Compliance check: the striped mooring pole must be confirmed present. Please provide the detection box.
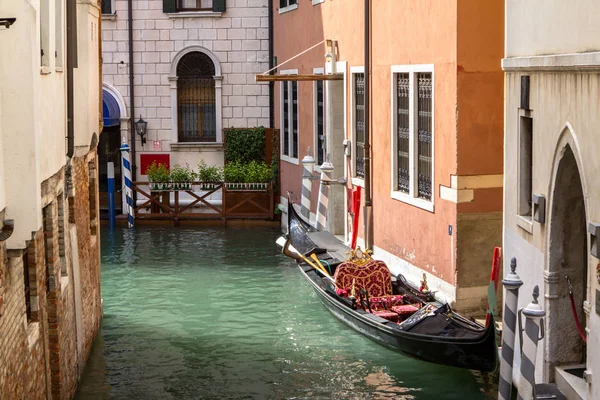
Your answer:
[301,147,315,221]
[316,158,334,231]
[517,285,546,400]
[498,257,523,400]
[120,143,135,228]
[107,161,116,231]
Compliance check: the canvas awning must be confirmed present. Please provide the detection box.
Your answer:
[102,89,120,127]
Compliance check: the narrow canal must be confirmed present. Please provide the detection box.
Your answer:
[76,226,498,400]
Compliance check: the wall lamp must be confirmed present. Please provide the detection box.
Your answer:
[135,115,148,145]
[0,18,16,29]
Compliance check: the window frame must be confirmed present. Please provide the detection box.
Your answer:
[279,0,298,14]
[280,69,299,165]
[177,0,212,12]
[169,46,223,147]
[313,67,325,169]
[390,64,435,212]
[350,66,365,187]
[101,0,115,15]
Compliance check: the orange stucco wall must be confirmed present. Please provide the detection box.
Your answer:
[274,0,504,288]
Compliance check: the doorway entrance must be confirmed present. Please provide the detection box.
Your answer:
[546,144,588,380]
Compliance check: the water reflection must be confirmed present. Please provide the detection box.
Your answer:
[76,226,497,399]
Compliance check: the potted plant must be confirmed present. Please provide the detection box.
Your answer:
[170,163,195,190]
[146,161,170,190]
[197,160,223,190]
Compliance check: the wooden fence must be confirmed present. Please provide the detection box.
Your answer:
[130,181,275,224]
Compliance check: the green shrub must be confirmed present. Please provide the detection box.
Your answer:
[146,161,170,183]
[169,163,195,183]
[224,161,272,183]
[224,127,266,164]
[197,160,224,182]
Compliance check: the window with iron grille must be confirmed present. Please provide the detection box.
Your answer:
[315,78,325,165]
[280,71,299,162]
[176,52,217,143]
[353,71,365,179]
[178,0,212,11]
[391,66,434,210]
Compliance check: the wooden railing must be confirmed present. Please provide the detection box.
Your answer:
[130,181,275,223]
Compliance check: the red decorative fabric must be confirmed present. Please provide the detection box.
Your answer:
[391,304,420,315]
[368,295,405,311]
[333,260,394,298]
[373,310,399,322]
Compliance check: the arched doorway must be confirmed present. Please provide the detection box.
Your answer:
[546,144,588,380]
[99,87,125,214]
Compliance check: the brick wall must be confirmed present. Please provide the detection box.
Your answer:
[0,147,102,399]
[102,0,270,147]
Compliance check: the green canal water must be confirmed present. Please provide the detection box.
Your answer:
[76,226,498,400]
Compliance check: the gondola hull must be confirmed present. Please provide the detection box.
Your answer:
[299,265,498,372]
[281,202,498,372]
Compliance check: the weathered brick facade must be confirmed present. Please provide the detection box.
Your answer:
[0,149,102,399]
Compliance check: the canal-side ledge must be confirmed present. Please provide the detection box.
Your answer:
[102,217,281,228]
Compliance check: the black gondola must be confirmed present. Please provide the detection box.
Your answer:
[277,201,498,372]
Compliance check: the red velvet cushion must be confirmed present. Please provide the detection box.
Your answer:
[373,310,399,322]
[333,260,394,298]
[391,304,420,315]
[368,295,405,311]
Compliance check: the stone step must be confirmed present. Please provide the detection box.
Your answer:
[535,383,566,400]
[555,364,587,400]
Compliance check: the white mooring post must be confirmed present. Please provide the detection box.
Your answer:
[301,147,315,221]
[316,157,334,231]
[517,285,546,400]
[120,143,135,228]
[499,257,524,400]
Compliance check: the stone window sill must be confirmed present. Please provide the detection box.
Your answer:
[517,215,533,234]
[40,66,52,75]
[167,11,222,19]
[55,66,64,73]
[351,177,364,188]
[281,155,299,165]
[390,190,434,212]
[170,142,223,152]
[101,14,117,21]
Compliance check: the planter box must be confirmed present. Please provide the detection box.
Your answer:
[224,182,274,219]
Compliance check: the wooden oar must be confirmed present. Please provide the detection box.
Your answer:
[277,235,335,283]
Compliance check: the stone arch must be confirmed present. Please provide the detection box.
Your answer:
[168,46,223,143]
[170,45,222,78]
[544,123,589,381]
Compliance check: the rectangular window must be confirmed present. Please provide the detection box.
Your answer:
[352,70,365,179]
[391,65,434,211]
[101,0,112,14]
[178,0,212,11]
[177,78,217,142]
[55,0,63,67]
[280,0,298,8]
[280,70,299,164]
[519,116,533,217]
[315,78,325,165]
[23,253,32,323]
[40,0,50,67]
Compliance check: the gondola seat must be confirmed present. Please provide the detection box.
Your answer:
[334,259,405,311]
[391,304,420,321]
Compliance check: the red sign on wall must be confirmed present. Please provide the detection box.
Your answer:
[140,154,170,175]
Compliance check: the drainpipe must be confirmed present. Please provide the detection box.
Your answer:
[268,0,274,129]
[363,0,373,250]
[127,0,136,183]
[66,0,76,158]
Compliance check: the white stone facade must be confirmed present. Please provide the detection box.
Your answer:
[101,0,270,170]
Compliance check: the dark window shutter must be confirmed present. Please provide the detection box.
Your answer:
[163,0,177,13]
[213,0,226,12]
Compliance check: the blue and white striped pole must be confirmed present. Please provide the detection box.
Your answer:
[517,285,545,400]
[316,157,334,231]
[498,257,523,400]
[120,144,135,228]
[301,147,315,221]
[107,161,116,231]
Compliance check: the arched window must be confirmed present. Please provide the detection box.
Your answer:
[176,52,216,142]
